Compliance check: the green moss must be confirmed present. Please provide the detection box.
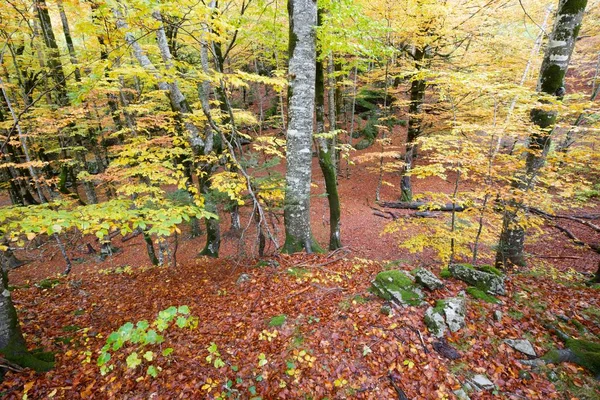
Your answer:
[286,267,309,278]
[281,234,323,255]
[268,314,287,327]
[466,287,500,304]
[477,265,503,277]
[371,270,422,305]
[440,268,451,279]
[560,0,588,15]
[566,339,600,376]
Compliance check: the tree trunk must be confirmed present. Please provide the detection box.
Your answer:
[496,0,588,268]
[400,47,426,202]
[315,18,342,250]
[0,269,54,371]
[35,0,69,106]
[282,0,320,254]
[56,0,81,82]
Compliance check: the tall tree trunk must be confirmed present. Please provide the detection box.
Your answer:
[282,0,320,254]
[56,0,81,82]
[35,0,69,106]
[400,47,426,202]
[315,18,342,250]
[495,0,588,268]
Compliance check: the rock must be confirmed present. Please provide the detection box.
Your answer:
[470,374,494,391]
[505,339,537,357]
[414,268,444,290]
[424,306,446,338]
[371,270,424,306]
[380,304,393,316]
[449,264,506,295]
[518,369,533,380]
[424,297,467,337]
[355,138,373,150]
[494,310,503,321]
[236,273,251,285]
[546,370,559,382]
[432,338,461,360]
[453,389,471,400]
[443,297,466,332]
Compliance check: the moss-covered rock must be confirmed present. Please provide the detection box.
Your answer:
[424,301,446,338]
[370,270,424,306]
[449,264,505,295]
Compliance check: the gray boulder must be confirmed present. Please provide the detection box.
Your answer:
[236,273,251,285]
[449,264,505,295]
[423,297,466,337]
[504,339,536,357]
[443,297,466,332]
[470,374,494,391]
[371,270,424,306]
[453,389,471,400]
[424,306,446,338]
[414,268,444,290]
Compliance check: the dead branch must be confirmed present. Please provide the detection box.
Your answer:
[381,201,467,212]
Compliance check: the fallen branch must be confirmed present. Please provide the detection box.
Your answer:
[381,201,467,212]
[388,372,409,400]
[373,211,391,219]
[554,224,586,246]
[532,255,583,260]
[531,207,600,232]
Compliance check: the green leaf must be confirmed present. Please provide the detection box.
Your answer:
[147,365,158,378]
[176,316,187,328]
[214,358,225,368]
[162,347,174,357]
[143,351,154,361]
[268,314,286,327]
[97,352,111,366]
[177,305,190,315]
[136,320,149,330]
[249,386,257,395]
[126,352,142,369]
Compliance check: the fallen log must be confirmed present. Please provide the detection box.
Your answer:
[531,207,600,232]
[380,201,467,212]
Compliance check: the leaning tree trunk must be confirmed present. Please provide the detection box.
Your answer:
[314,17,342,250]
[400,47,426,202]
[495,0,588,268]
[282,0,321,254]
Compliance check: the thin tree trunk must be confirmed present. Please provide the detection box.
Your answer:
[282,0,320,254]
[496,0,588,268]
[56,0,81,82]
[315,17,342,250]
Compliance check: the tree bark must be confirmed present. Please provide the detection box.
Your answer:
[400,47,426,202]
[35,0,69,106]
[314,13,342,250]
[496,0,588,268]
[282,0,320,254]
[56,0,81,82]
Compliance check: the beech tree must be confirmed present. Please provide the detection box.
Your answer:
[282,0,320,253]
[495,0,589,268]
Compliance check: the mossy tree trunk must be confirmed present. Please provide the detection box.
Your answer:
[496,0,588,268]
[282,0,321,254]
[314,15,342,250]
[0,269,53,372]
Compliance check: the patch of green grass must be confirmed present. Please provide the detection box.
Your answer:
[73,309,86,316]
[508,309,525,320]
[35,278,61,289]
[62,325,81,332]
[268,314,287,327]
[286,267,309,278]
[466,287,500,304]
[449,361,469,375]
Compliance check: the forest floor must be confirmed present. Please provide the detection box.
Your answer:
[1,133,600,399]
